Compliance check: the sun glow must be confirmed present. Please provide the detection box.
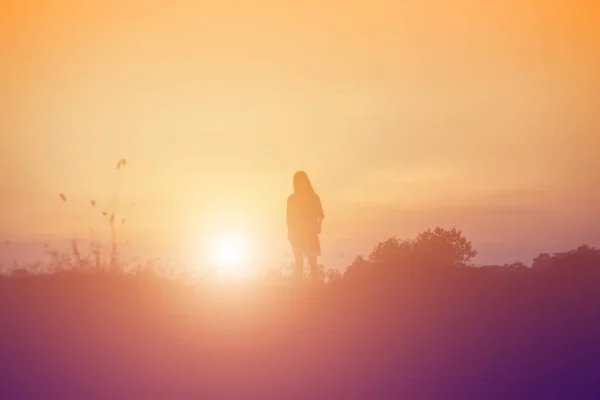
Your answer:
[207,233,249,278]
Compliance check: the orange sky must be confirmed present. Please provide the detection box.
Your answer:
[1,0,599,267]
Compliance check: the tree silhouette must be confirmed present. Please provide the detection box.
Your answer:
[412,227,476,268]
[365,227,476,271]
[368,237,413,268]
[532,252,552,269]
[533,245,600,271]
[343,255,371,280]
[506,261,528,269]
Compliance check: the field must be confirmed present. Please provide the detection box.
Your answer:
[2,267,599,399]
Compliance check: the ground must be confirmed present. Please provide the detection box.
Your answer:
[1,269,599,399]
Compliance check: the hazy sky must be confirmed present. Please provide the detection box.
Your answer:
[1,0,599,267]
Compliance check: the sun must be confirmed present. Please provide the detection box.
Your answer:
[207,233,248,278]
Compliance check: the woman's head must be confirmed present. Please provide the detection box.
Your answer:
[293,171,315,195]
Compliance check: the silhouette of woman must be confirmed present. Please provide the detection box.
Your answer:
[287,171,325,282]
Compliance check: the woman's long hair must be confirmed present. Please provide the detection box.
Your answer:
[293,171,316,196]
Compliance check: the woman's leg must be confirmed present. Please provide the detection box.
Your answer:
[294,250,304,280]
[308,255,319,283]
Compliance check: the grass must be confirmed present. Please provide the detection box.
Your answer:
[1,265,600,398]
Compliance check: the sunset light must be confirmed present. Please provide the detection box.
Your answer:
[207,233,249,278]
[2,0,599,397]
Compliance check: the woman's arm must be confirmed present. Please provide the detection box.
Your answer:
[316,196,325,223]
[315,196,324,234]
[286,196,292,226]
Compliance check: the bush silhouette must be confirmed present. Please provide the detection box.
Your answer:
[532,245,600,271]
